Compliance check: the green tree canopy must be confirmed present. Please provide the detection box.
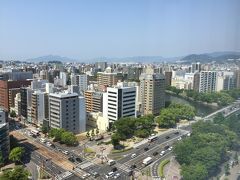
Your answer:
[0,165,29,180]
[9,147,25,163]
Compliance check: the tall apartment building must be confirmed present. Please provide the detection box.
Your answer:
[140,73,165,115]
[31,91,48,126]
[103,85,136,122]
[71,74,88,93]
[77,74,88,93]
[0,109,10,161]
[199,71,217,93]
[97,67,122,91]
[84,90,103,113]
[14,93,21,116]
[0,80,31,111]
[49,92,86,133]
[95,62,107,72]
[164,71,172,87]
[191,62,201,73]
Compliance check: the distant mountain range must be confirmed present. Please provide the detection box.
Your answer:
[27,51,240,63]
[180,51,240,63]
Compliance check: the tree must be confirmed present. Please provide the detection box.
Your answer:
[224,163,230,175]
[9,147,25,163]
[111,133,121,147]
[0,165,29,180]
[41,124,49,135]
[86,131,90,139]
[181,163,208,180]
[10,110,16,118]
[156,103,196,128]
[61,131,77,146]
[90,129,95,137]
[96,128,99,136]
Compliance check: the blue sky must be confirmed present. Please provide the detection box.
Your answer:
[0,0,240,60]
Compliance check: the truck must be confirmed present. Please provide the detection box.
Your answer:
[142,157,153,166]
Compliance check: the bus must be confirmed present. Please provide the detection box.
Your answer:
[142,157,153,166]
[148,135,158,142]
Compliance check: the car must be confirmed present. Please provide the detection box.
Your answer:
[174,131,180,135]
[112,167,117,172]
[130,164,136,169]
[62,150,69,155]
[82,173,90,179]
[131,153,137,158]
[187,133,191,137]
[144,147,149,151]
[177,137,182,141]
[92,172,99,177]
[164,145,170,150]
[75,157,82,163]
[165,136,170,139]
[40,138,46,143]
[106,172,114,179]
[68,157,75,162]
[114,173,120,179]
[160,150,165,156]
[168,146,173,151]
[153,152,158,156]
[46,142,52,147]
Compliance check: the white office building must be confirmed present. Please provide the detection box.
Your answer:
[103,84,136,122]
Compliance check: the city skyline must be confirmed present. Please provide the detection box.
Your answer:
[0,0,240,60]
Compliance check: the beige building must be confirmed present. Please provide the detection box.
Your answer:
[87,112,109,132]
[84,90,103,113]
[97,67,122,91]
[140,73,165,115]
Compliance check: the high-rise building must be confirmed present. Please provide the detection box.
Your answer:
[49,92,86,133]
[140,73,165,115]
[84,90,103,113]
[191,62,201,73]
[31,91,48,126]
[164,71,172,87]
[59,72,67,87]
[0,108,10,161]
[199,71,217,93]
[0,80,31,111]
[103,85,136,122]
[77,74,88,93]
[95,62,107,72]
[97,67,123,91]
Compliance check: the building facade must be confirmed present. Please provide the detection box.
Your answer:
[140,73,165,115]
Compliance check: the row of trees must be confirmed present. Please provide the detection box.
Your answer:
[167,86,240,106]
[156,103,196,128]
[49,128,78,146]
[111,115,154,147]
[185,90,234,106]
[174,120,240,180]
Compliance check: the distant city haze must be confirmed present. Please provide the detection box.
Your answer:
[0,0,240,60]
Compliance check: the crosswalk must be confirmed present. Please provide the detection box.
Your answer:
[77,160,94,169]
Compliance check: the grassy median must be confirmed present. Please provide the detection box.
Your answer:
[158,159,170,178]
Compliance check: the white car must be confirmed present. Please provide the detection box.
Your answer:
[46,142,52,147]
[168,146,173,151]
[106,172,114,179]
[187,133,191,137]
[177,137,182,141]
[40,138,46,143]
[160,150,165,156]
[62,150,69,155]
[131,153,137,158]
[114,173,120,179]
[82,173,90,179]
